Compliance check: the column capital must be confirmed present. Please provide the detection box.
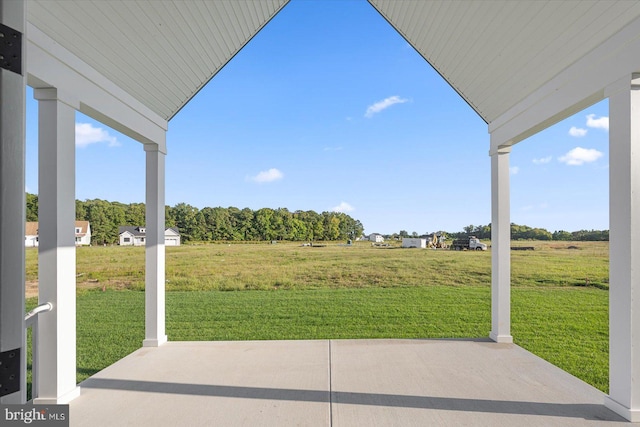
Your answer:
[143,142,167,155]
[33,88,79,109]
[489,146,512,156]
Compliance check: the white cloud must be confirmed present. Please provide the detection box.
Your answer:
[75,123,120,148]
[509,166,520,175]
[532,156,552,165]
[332,202,354,213]
[586,114,609,131]
[558,147,603,166]
[247,168,284,183]
[569,126,587,137]
[364,96,408,118]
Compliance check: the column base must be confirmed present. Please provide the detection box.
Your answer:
[604,396,640,422]
[489,332,513,343]
[143,335,168,347]
[33,386,81,405]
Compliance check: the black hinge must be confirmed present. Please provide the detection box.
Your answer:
[0,348,21,397]
[0,23,22,75]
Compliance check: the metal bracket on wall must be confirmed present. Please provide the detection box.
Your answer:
[0,348,21,397]
[0,23,22,75]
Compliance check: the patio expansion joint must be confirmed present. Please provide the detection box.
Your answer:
[329,339,333,427]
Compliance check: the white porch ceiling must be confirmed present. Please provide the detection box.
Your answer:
[370,0,640,124]
[27,0,288,121]
[26,0,640,130]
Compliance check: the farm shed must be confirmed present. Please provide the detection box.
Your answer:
[1,0,640,422]
[401,238,426,249]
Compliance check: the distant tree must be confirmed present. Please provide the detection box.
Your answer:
[26,193,38,221]
[571,229,609,241]
[529,228,552,240]
[83,199,117,244]
[312,219,324,241]
[287,217,308,241]
[552,230,572,240]
[232,207,255,240]
[202,207,233,241]
[399,230,409,238]
[171,203,204,242]
[273,208,289,240]
[125,203,146,226]
[75,199,86,222]
[323,212,341,240]
[165,206,177,228]
[254,208,275,241]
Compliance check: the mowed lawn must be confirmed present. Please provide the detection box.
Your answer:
[26,241,610,393]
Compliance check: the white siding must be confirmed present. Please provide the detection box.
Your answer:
[119,232,135,246]
[25,235,39,247]
[369,234,384,243]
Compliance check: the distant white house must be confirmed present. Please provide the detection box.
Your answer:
[402,237,427,249]
[74,221,92,245]
[25,221,91,247]
[164,228,181,246]
[369,233,384,243]
[119,226,181,246]
[25,222,38,247]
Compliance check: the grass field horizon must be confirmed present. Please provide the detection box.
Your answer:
[25,240,610,395]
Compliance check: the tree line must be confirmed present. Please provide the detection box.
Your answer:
[384,223,609,241]
[26,193,364,245]
[458,223,608,241]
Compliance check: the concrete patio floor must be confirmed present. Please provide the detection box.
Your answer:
[70,339,632,426]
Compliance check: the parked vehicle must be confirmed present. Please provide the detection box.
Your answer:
[451,236,487,251]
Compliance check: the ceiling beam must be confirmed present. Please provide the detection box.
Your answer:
[27,24,167,151]
[489,15,640,153]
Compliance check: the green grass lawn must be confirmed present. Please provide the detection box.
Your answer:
[25,240,610,395]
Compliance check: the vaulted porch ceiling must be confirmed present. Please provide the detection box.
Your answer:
[26,0,640,135]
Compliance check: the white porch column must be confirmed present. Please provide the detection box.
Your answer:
[605,74,640,422]
[489,145,513,343]
[33,88,80,404]
[0,0,26,404]
[143,143,167,347]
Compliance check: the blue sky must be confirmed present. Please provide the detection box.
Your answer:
[25,0,610,235]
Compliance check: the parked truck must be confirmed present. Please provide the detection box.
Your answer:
[451,236,487,251]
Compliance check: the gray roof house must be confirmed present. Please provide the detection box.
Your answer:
[118,226,181,246]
